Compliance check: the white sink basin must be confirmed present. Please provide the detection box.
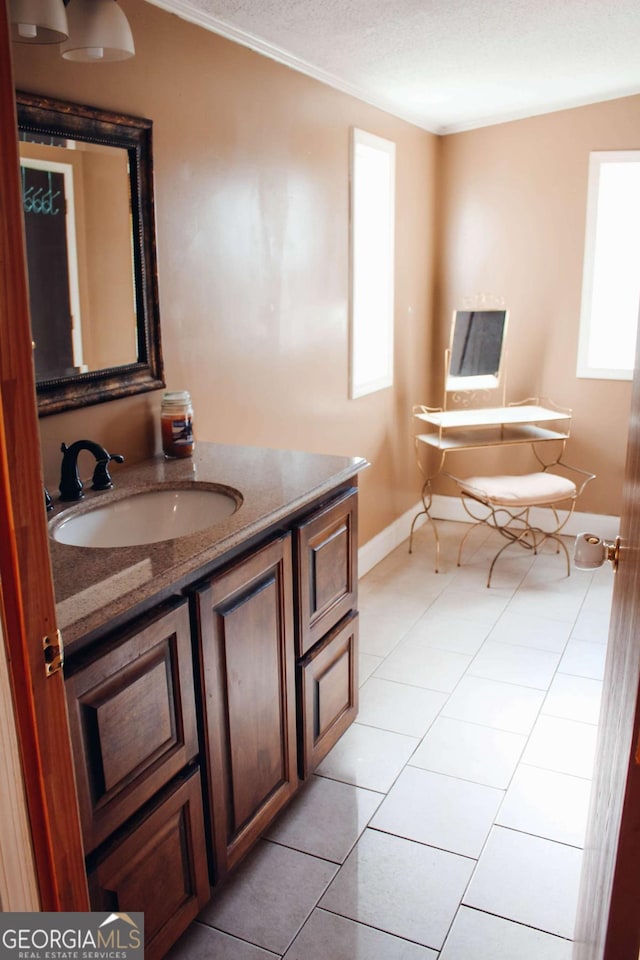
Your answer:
[51,487,241,548]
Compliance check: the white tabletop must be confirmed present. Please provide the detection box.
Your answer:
[415,404,570,429]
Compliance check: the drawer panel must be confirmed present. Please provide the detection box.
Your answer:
[98,658,174,793]
[298,612,359,778]
[88,769,210,960]
[65,599,198,852]
[295,488,358,656]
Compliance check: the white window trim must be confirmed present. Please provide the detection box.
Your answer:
[349,128,396,399]
[577,150,640,381]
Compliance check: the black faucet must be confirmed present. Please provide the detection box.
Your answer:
[59,440,125,502]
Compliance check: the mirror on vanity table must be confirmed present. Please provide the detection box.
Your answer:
[445,307,509,396]
[16,91,165,416]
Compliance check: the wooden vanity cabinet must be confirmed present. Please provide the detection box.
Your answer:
[88,768,209,960]
[294,487,358,657]
[193,533,298,882]
[297,611,359,778]
[294,488,359,777]
[65,598,200,852]
[63,480,360,954]
[65,598,210,954]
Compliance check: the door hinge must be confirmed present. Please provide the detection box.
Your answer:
[43,630,64,677]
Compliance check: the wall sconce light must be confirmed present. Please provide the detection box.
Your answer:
[10,0,135,61]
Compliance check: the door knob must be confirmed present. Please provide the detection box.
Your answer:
[574,533,620,572]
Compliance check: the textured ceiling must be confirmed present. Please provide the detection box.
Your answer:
[148,0,640,133]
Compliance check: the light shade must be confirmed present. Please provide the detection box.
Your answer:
[61,0,135,61]
[9,0,69,43]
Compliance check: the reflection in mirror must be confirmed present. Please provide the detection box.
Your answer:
[16,92,164,415]
[20,139,136,380]
[446,308,508,392]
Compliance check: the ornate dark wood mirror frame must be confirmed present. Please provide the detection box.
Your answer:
[16,91,164,416]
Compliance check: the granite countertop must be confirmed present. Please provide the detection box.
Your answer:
[48,441,368,647]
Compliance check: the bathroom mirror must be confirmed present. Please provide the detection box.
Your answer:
[446,308,509,391]
[16,91,164,416]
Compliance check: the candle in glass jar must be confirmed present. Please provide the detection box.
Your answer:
[161,390,194,458]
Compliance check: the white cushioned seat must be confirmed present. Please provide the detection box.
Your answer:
[458,472,577,507]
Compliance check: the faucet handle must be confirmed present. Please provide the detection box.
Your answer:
[91,453,124,491]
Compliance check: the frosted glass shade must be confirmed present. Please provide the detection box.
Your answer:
[61,0,135,61]
[10,0,69,43]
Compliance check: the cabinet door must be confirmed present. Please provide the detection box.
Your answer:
[194,535,298,880]
[65,599,198,852]
[295,488,358,656]
[88,768,210,960]
[298,612,359,778]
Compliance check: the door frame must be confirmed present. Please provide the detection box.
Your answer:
[20,155,85,373]
[0,0,88,911]
[0,610,39,910]
[573,330,640,958]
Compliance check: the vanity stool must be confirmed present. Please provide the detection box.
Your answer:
[451,464,596,587]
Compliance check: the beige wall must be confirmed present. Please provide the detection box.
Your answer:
[13,0,436,546]
[437,99,638,515]
[13,2,637,540]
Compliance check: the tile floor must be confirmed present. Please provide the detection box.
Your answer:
[168,519,614,960]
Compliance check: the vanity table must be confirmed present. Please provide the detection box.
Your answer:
[413,400,572,454]
[410,398,573,570]
[410,307,579,572]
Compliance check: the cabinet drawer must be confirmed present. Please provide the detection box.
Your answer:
[65,599,198,852]
[295,488,358,656]
[88,768,210,960]
[298,612,359,778]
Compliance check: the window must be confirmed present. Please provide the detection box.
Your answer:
[577,151,640,380]
[350,128,395,398]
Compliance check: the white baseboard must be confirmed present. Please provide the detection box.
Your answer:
[358,494,620,578]
[358,502,425,577]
